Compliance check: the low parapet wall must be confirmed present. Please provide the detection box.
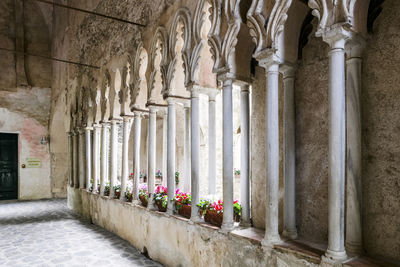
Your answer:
[68,187,323,267]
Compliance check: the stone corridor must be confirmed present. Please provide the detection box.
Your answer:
[0,200,162,267]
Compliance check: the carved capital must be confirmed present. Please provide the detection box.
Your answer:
[255,49,282,70]
[345,34,366,58]
[247,0,292,54]
[321,25,353,49]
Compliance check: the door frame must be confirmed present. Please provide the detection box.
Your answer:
[0,131,20,200]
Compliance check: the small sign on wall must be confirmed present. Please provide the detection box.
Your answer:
[26,158,41,168]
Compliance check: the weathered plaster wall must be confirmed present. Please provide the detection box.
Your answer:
[294,20,330,244]
[0,106,51,200]
[69,188,324,267]
[362,0,400,262]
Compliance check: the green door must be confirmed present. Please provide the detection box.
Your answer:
[0,133,18,200]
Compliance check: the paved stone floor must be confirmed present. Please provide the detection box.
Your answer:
[0,199,163,267]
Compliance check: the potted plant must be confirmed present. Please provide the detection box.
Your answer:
[154,185,168,212]
[204,200,224,227]
[104,182,110,196]
[197,200,242,227]
[175,189,191,219]
[113,185,121,199]
[197,198,211,217]
[138,184,148,207]
[234,168,241,179]
[175,171,180,185]
[140,171,147,183]
[125,189,133,202]
[155,170,163,185]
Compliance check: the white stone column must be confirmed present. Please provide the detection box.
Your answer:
[258,52,281,245]
[92,125,101,193]
[100,122,109,195]
[240,84,251,227]
[208,92,217,195]
[162,113,168,186]
[72,131,79,188]
[183,103,191,192]
[221,79,234,232]
[345,38,364,256]
[281,64,298,239]
[167,99,176,214]
[132,112,142,201]
[323,28,349,261]
[190,89,200,222]
[121,116,132,200]
[67,132,73,187]
[79,129,86,189]
[109,120,119,198]
[147,107,157,209]
[85,127,92,191]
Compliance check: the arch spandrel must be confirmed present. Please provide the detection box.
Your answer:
[100,70,111,122]
[132,42,149,110]
[167,7,192,96]
[191,0,217,88]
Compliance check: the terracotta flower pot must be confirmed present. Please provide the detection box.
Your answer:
[139,195,148,207]
[156,200,167,212]
[177,203,191,219]
[114,191,121,199]
[128,195,133,202]
[204,210,223,227]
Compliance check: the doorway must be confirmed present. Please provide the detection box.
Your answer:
[0,133,18,200]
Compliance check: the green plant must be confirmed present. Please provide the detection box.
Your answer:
[234,168,241,176]
[155,170,162,178]
[113,185,121,193]
[196,198,211,216]
[233,200,242,217]
[175,171,180,184]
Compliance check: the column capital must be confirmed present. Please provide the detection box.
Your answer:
[345,34,366,59]
[149,106,158,114]
[321,25,353,50]
[255,49,282,70]
[122,116,132,123]
[280,62,297,79]
[92,123,102,129]
[109,118,122,125]
[85,126,93,131]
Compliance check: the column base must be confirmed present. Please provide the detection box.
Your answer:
[282,229,298,240]
[220,222,234,233]
[261,235,282,248]
[345,241,363,256]
[189,214,201,224]
[325,249,347,262]
[239,220,251,228]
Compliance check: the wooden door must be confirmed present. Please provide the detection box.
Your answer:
[0,133,18,200]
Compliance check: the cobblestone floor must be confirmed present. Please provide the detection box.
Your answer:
[0,199,163,267]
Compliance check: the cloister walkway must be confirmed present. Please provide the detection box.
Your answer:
[0,199,162,267]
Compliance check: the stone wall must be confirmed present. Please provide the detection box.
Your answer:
[294,19,330,244]
[362,0,400,262]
